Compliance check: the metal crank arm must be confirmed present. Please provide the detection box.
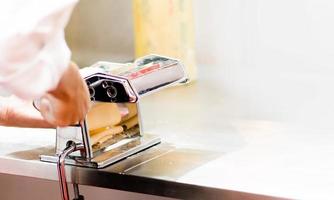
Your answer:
[57,141,85,200]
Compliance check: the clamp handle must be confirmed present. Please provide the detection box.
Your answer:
[57,141,85,200]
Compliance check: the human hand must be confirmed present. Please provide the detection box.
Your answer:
[38,62,90,127]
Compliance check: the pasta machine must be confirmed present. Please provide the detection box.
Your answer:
[38,55,187,200]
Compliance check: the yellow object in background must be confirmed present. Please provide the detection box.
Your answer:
[133,0,197,81]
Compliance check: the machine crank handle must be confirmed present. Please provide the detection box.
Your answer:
[57,141,85,200]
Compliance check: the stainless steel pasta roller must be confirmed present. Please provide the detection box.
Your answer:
[40,54,187,168]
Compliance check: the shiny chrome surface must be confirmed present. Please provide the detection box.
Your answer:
[41,134,160,168]
[84,54,187,100]
[42,55,185,169]
[130,55,187,97]
[55,124,89,157]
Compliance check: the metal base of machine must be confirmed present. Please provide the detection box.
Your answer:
[40,134,160,168]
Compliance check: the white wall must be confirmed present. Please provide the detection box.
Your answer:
[194,0,334,129]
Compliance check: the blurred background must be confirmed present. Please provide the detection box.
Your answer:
[66,0,334,129]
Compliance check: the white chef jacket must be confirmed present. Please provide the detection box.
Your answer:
[0,0,78,100]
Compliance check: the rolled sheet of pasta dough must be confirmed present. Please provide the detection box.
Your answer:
[121,116,138,130]
[90,125,124,146]
[87,103,122,132]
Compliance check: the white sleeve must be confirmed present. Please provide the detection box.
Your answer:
[0,0,78,100]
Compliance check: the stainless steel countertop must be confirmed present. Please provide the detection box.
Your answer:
[1,68,333,199]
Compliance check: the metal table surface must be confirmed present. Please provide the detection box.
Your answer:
[0,69,333,200]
